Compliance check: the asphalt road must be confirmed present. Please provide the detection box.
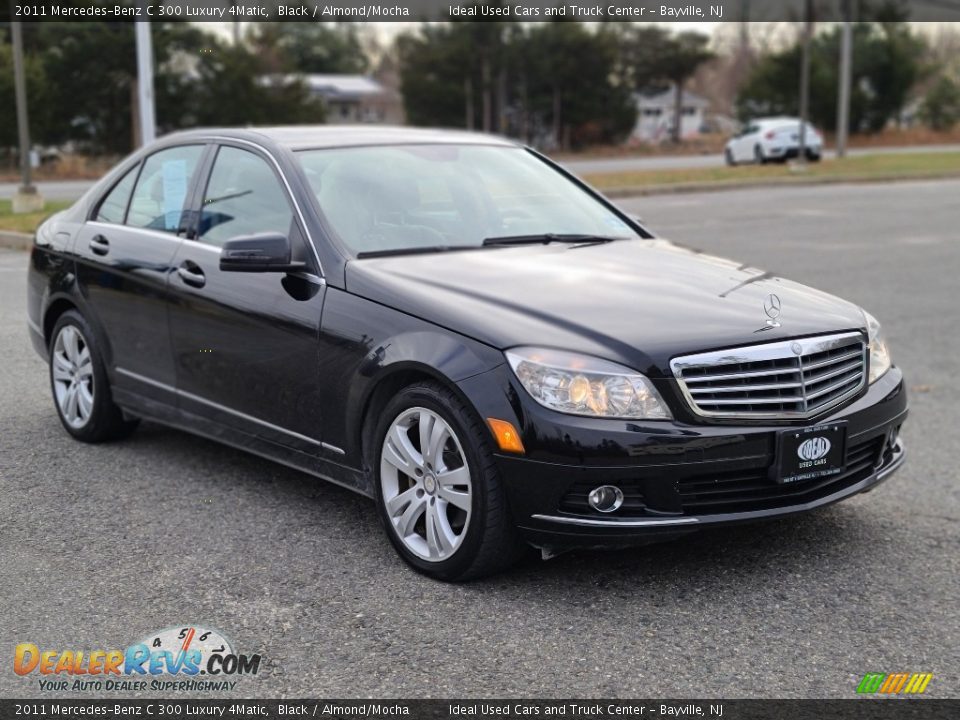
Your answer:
[4,143,960,202]
[1,179,957,700]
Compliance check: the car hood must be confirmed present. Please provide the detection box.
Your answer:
[345,239,867,377]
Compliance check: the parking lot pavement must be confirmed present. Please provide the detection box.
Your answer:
[1,179,957,699]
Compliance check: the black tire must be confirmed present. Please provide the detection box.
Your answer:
[371,381,524,581]
[724,148,736,167]
[48,310,139,443]
[754,144,767,165]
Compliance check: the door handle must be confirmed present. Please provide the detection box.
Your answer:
[176,262,206,288]
[89,235,110,256]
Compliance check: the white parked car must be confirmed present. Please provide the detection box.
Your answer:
[725,117,823,165]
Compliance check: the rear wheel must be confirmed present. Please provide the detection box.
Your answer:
[754,144,767,164]
[724,148,736,167]
[373,381,523,581]
[49,310,138,442]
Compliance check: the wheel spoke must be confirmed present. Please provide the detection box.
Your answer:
[438,483,471,512]
[424,418,449,471]
[396,494,427,537]
[384,424,423,476]
[418,411,437,466]
[77,384,94,420]
[62,327,80,364]
[426,503,456,558]
[64,385,79,423]
[52,354,73,382]
[385,485,420,518]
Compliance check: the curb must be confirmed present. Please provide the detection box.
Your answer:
[599,171,960,199]
[0,230,32,250]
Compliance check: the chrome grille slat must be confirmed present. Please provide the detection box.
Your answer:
[671,332,867,420]
[804,359,863,386]
[689,380,803,394]
[803,349,863,371]
[805,374,862,402]
[682,366,801,383]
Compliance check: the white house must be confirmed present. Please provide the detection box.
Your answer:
[301,74,404,125]
[631,87,710,143]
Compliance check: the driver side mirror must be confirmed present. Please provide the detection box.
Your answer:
[219,233,306,273]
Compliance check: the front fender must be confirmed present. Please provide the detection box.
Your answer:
[319,288,503,469]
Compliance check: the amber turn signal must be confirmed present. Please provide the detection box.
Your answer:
[487,418,525,454]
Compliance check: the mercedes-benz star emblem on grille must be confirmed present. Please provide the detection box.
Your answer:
[791,342,803,355]
[764,293,782,320]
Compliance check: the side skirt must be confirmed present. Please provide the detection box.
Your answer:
[113,388,372,498]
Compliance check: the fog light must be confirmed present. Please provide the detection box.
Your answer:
[587,485,624,513]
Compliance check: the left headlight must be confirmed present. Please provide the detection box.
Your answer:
[864,310,892,384]
[505,347,672,420]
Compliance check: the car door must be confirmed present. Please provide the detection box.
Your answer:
[165,143,327,455]
[732,124,756,162]
[73,144,206,406]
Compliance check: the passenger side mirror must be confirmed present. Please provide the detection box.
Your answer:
[219,233,305,273]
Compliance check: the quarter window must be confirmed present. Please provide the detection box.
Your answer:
[197,146,294,247]
[126,145,204,234]
[95,165,138,224]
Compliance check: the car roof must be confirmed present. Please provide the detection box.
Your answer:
[159,125,521,151]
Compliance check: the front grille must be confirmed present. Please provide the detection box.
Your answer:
[671,332,867,420]
[677,434,884,515]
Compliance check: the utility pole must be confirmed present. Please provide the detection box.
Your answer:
[229,2,241,44]
[134,10,156,147]
[836,0,854,158]
[11,20,44,213]
[796,0,813,169]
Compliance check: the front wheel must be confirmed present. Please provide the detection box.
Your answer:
[373,381,523,581]
[754,144,767,164]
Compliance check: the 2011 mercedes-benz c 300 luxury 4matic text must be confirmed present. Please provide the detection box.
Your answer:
[27,127,907,580]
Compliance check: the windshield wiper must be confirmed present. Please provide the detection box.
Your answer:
[355,245,473,259]
[482,233,620,247]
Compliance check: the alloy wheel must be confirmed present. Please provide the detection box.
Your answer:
[52,325,95,429]
[380,407,472,562]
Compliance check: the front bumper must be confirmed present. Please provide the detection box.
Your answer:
[458,366,907,550]
[520,438,903,549]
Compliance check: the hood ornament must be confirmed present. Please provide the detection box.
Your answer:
[755,293,782,332]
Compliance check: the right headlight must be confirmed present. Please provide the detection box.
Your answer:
[864,310,892,384]
[505,347,672,420]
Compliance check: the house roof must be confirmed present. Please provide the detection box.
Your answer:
[301,74,386,100]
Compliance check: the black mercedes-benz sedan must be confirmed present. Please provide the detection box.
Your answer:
[26,127,907,580]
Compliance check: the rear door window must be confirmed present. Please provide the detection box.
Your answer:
[125,145,204,234]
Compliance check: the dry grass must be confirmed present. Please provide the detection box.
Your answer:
[583,151,960,191]
[0,199,72,235]
[0,154,119,182]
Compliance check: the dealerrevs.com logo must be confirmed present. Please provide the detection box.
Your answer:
[14,625,261,693]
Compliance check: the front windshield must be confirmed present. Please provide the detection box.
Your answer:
[296,144,640,256]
